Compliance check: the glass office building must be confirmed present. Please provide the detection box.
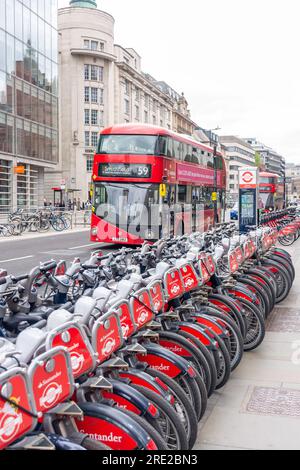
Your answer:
[0,0,58,212]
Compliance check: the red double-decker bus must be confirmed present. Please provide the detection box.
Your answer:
[259,172,284,211]
[90,124,226,245]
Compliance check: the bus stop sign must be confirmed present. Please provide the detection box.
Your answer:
[238,167,259,233]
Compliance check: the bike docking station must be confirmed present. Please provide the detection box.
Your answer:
[238,167,259,233]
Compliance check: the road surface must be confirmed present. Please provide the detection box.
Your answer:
[0,230,116,274]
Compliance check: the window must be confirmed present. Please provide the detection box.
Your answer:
[144,94,149,107]
[153,100,157,112]
[90,65,97,81]
[99,88,104,105]
[124,99,130,115]
[229,174,235,180]
[91,109,98,126]
[124,57,129,64]
[135,105,139,120]
[125,80,130,95]
[153,115,156,125]
[174,140,181,160]
[84,65,90,80]
[87,158,93,172]
[144,110,148,123]
[85,131,90,147]
[91,41,98,51]
[99,110,104,126]
[229,184,235,189]
[91,131,98,147]
[100,42,105,51]
[98,135,157,155]
[84,40,90,49]
[99,66,104,82]
[84,87,90,103]
[84,109,90,125]
[91,88,98,103]
[135,88,140,101]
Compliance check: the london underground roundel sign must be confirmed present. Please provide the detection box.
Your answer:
[239,168,257,188]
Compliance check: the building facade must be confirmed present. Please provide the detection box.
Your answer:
[0,0,58,212]
[220,135,256,202]
[50,0,197,203]
[114,47,173,130]
[285,163,300,202]
[244,138,285,177]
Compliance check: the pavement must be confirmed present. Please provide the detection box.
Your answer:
[0,229,114,274]
[195,241,300,450]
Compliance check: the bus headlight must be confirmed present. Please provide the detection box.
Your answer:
[91,227,97,236]
[146,229,155,239]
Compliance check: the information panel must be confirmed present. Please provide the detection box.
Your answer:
[238,167,259,233]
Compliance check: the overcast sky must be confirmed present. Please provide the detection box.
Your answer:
[58,0,300,163]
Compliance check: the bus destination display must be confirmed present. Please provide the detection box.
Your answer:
[99,163,152,179]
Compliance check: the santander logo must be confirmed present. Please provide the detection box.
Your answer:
[39,382,62,409]
[102,338,116,356]
[150,363,170,372]
[81,431,122,443]
[0,402,23,443]
[137,310,149,325]
[170,284,180,295]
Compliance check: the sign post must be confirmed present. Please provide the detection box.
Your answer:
[238,167,259,233]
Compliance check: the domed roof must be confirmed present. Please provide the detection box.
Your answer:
[69,0,97,8]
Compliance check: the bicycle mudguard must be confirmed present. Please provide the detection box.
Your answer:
[190,314,227,337]
[158,336,194,360]
[137,342,196,379]
[102,379,159,419]
[227,283,259,305]
[76,402,157,450]
[175,322,217,349]
[119,369,171,398]
[46,322,97,379]
[0,368,37,450]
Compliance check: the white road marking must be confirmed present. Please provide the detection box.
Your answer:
[68,243,96,250]
[0,255,34,263]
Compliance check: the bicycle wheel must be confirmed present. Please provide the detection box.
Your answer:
[51,216,66,232]
[140,371,197,448]
[158,330,212,396]
[114,408,168,450]
[237,298,266,351]
[193,310,244,371]
[128,385,188,450]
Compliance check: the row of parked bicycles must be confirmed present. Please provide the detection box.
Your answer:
[0,210,72,237]
[260,207,300,246]
[0,221,295,450]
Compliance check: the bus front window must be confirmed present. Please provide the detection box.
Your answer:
[94,183,159,226]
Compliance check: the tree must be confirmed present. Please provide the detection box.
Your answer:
[255,151,261,168]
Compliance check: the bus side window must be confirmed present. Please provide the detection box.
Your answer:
[178,185,186,203]
[173,139,181,160]
[167,137,174,157]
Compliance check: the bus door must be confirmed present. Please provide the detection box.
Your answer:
[161,184,175,238]
[176,186,192,236]
[192,187,202,232]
